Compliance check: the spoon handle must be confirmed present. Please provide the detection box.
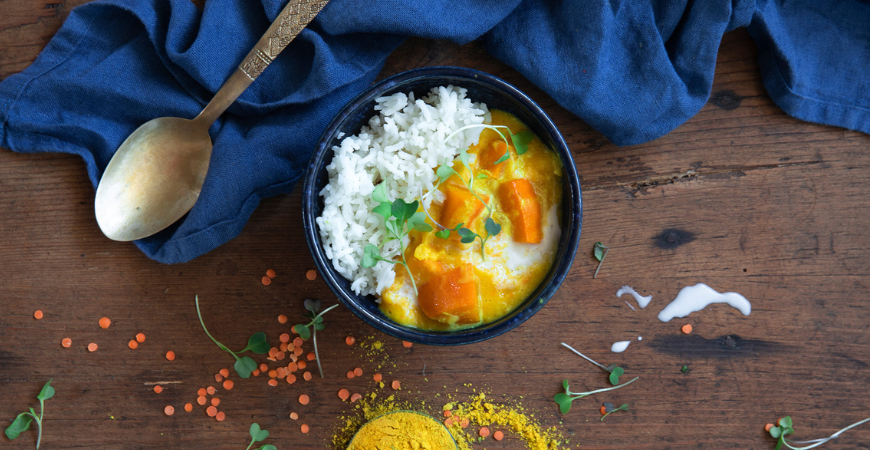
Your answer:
[195,0,329,125]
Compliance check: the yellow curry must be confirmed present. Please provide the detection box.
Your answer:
[379,110,563,331]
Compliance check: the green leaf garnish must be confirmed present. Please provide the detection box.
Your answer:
[434,229,451,239]
[246,423,276,450]
[292,300,339,378]
[608,366,624,386]
[681,365,689,373]
[372,183,389,203]
[5,379,53,448]
[5,413,33,440]
[510,130,534,155]
[195,295,269,378]
[593,242,609,278]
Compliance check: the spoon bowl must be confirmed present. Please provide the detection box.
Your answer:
[94,0,328,241]
[95,117,211,241]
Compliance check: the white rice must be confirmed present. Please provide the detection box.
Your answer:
[316,86,490,296]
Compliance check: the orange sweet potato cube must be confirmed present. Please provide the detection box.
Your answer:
[417,264,481,326]
[440,184,487,230]
[497,178,542,244]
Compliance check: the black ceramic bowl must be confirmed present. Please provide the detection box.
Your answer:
[302,67,582,345]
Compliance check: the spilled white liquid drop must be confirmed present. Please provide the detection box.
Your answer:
[617,285,652,309]
[610,341,631,353]
[657,283,751,322]
[637,336,642,341]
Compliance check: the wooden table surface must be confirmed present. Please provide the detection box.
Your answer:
[3,2,870,450]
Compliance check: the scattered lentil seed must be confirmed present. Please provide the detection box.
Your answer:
[223,380,234,390]
[184,403,193,412]
[165,351,176,361]
[298,394,310,405]
[211,398,220,407]
[197,396,207,406]
[33,310,43,320]
[206,406,217,417]
[278,314,288,324]
[338,389,349,400]
[280,333,291,343]
[219,368,229,378]
[373,373,382,382]
[61,338,72,348]
[350,393,362,403]
[290,412,298,420]
[353,367,363,377]
[135,333,146,343]
[266,269,276,278]
[681,324,693,334]
[493,430,504,441]
[164,405,175,416]
[197,388,207,397]
[345,336,356,345]
[402,341,413,348]
[305,270,317,281]
[268,379,278,387]
[88,342,98,352]
[128,340,139,349]
[479,427,490,438]
[153,385,163,394]
[215,411,226,421]
[391,380,401,390]
[303,371,312,381]
[286,374,297,384]
[215,374,223,382]
[206,386,216,395]
[301,424,310,433]
[99,317,111,329]
[297,360,307,370]
[306,352,315,361]
[347,371,355,379]
[262,276,272,286]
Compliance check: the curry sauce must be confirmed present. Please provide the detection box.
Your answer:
[378,110,563,331]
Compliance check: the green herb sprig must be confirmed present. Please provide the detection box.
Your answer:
[5,379,54,449]
[561,342,625,385]
[362,184,432,295]
[246,423,276,450]
[554,378,638,414]
[293,298,338,378]
[195,295,269,378]
[593,242,609,278]
[600,403,629,421]
[768,415,870,450]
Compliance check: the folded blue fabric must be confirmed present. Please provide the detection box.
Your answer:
[1,0,868,263]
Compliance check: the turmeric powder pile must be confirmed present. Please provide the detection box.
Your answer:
[332,391,567,450]
[346,410,456,450]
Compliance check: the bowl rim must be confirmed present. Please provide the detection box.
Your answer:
[302,66,582,345]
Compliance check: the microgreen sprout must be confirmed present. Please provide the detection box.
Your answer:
[195,295,269,378]
[4,379,54,449]
[561,342,625,385]
[362,183,432,295]
[554,378,639,414]
[293,298,339,378]
[246,423,276,450]
[768,415,870,450]
[600,403,629,421]
[593,242,609,278]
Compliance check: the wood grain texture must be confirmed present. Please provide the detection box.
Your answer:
[2,2,870,450]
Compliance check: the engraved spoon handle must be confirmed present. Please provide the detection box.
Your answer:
[195,0,329,126]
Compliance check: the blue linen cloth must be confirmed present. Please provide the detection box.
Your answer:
[1,0,868,263]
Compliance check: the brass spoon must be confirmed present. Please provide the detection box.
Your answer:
[94,0,328,241]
